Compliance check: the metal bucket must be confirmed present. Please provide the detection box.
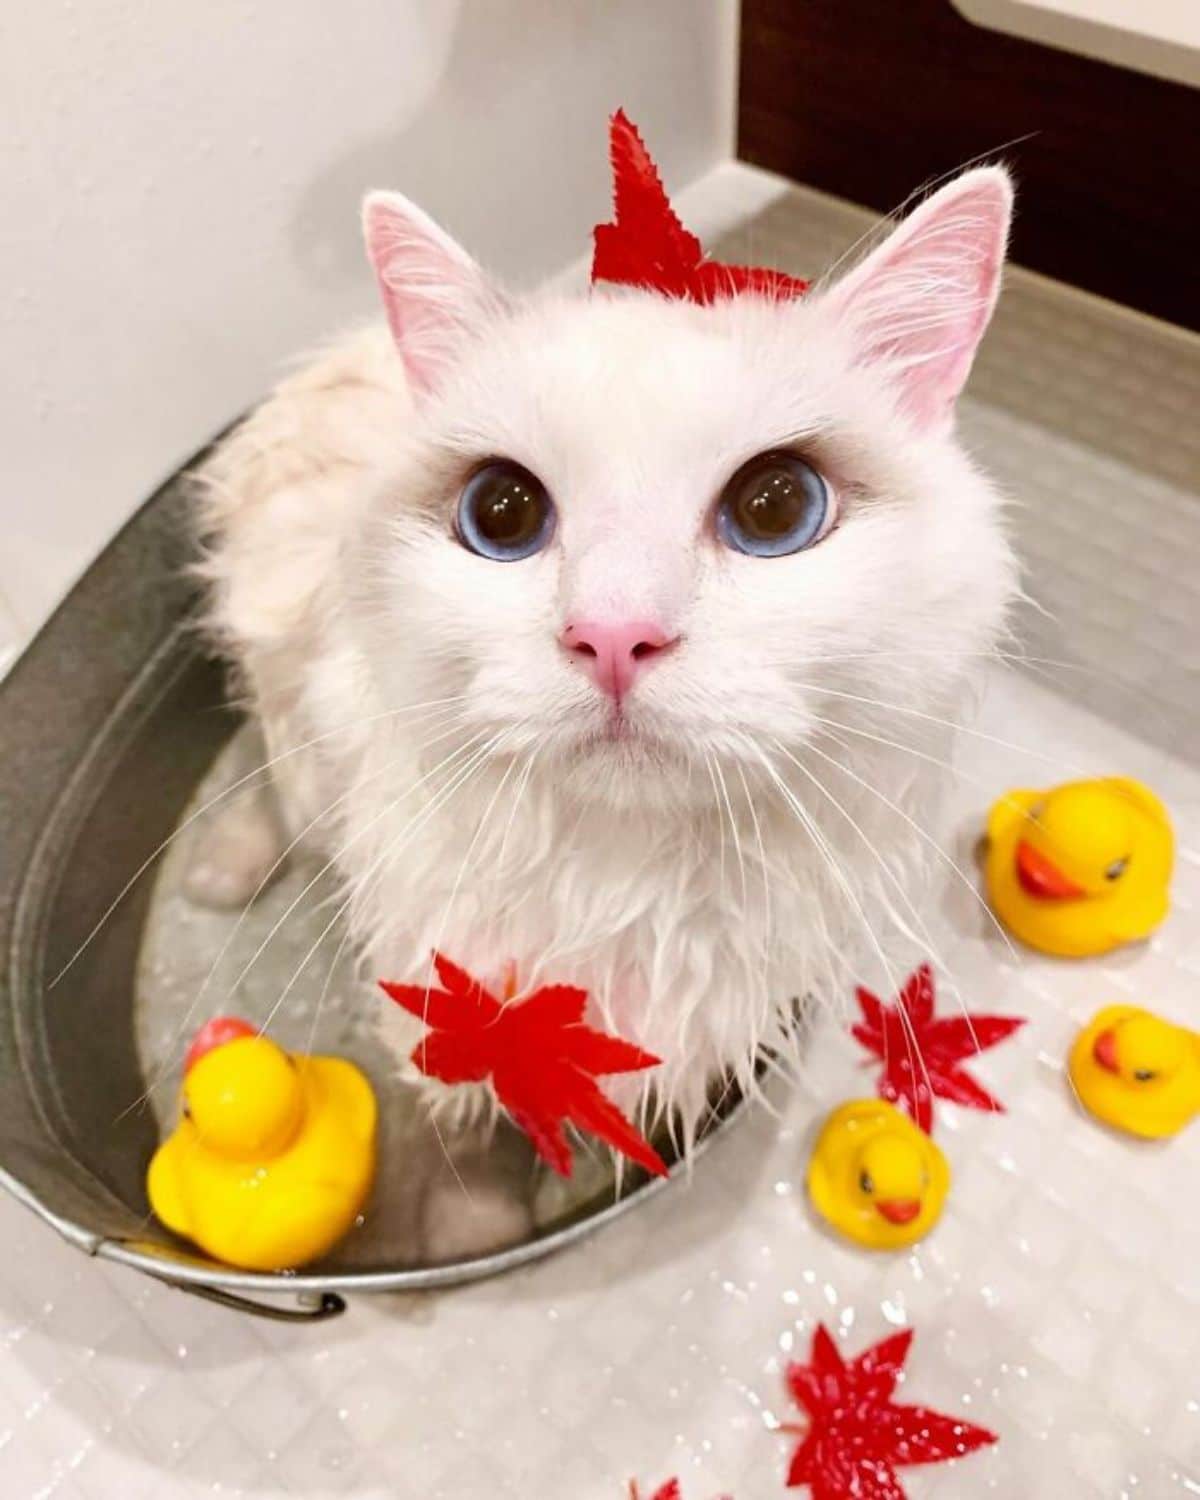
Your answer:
[0,448,743,1321]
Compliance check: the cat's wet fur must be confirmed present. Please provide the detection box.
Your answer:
[195,167,1018,1147]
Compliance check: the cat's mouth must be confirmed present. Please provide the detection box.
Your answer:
[596,710,637,744]
[580,712,644,749]
[568,707,678,763]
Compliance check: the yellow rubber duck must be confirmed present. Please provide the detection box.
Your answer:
[984,778,1173,957]
[807,1099,950,1250]
[148,1018,377,1271]
[1069,1005,1200,1139]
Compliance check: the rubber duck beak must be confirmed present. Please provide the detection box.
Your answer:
[876,1198,921,1225]
[1015,840,1086,900]
[1092,1029,1120,1074]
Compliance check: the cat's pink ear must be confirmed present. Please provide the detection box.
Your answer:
[825,167,1013,430]
[363,191,492,398]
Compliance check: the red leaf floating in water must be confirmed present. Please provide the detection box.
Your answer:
[380,953,667,1179]
[592,110,809,305]
[784,1324,996,1497]
[852,964,1025,1133]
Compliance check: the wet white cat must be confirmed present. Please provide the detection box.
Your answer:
[197,162,1017,1140]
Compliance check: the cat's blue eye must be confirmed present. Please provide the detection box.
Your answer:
[715,451,832,558]
[456,460,555,561]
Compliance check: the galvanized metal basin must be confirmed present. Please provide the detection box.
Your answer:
[0,450,744,1320]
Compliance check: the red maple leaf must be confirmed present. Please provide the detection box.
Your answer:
[380,953,668,1179]
[592,110,809,305]
[628,1482,732,1500]
[852,964,1025,1133]
[783,1325,996,1497]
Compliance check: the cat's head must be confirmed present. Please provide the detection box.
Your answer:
[354,171,1017,807]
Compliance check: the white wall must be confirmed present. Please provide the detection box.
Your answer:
[0,0,738,653]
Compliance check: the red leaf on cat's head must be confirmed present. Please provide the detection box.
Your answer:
[380,953,667,1179]
[591,110,809,305]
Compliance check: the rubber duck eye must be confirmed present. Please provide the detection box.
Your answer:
[456,460,556,561]
[1105,857,1129,881]
[1029,801,1046,821]
[858,1170,874,1194]
[1133,1068,1157,1082]
[181,1099,192,1120]
[716,451,833,558]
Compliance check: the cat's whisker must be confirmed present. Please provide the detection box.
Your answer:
[304,918,354,1062]
[160,710,467,1053]
[770,738,949,1102]
[805,712,1060,1058]
[305,728,520,1197]
[791,646,1049,673]
[702,751,729,900]
[800,729,1010,1058]
[811,124,1034,288]
[218,728,495,1018]
[112,711,476,1125]
[496,742,541,866]
[254,728,516,1045]
[796,644,1180,744]
[801,730,1023,997]
[416,733,528,1011]
[742,737,904,1013]
[775,736,938,956]
[118,750,414,1128]
[735,759,773,984]
[50,693,471,988]
[406,738,532,1205]
[808,710,1042,835]
[368,729,530,963]
[711,752,749,915]
[795,680,1096,776]
[486,741,544,956]
[340,731,521,966]
[747,740,929,1101]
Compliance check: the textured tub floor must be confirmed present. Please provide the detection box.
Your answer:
[2,176,1198,1499]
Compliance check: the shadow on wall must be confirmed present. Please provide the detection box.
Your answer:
[290,0,727,292]
[288,0,461,292]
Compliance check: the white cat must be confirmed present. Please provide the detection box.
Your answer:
[196,164,1017,1143]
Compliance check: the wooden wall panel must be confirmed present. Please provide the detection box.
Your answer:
[738,0,1199,329]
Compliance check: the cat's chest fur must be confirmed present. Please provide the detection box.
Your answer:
[325,725,919,1130]
[199,153,1018,1142]
[356,756,774,1125]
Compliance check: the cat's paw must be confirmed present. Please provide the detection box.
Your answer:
[184,794,286,910]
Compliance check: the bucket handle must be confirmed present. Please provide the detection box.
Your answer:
[154,1276,346,1321]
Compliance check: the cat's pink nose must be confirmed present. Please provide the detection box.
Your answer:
[560,619,676,701]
